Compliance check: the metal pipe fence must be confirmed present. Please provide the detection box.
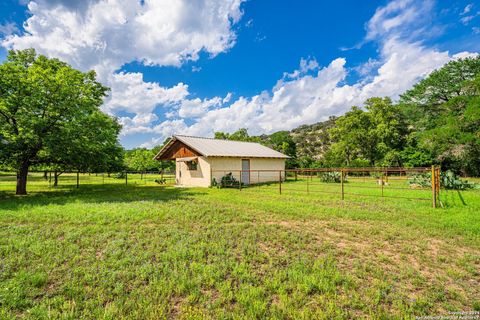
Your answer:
[211,166,441,208]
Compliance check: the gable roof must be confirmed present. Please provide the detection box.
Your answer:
[154,135,289,159]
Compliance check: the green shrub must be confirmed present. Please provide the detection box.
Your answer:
[114,172,125,179]
[220,172,242,188]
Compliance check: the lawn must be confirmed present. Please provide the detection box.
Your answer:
[0,173,479,319]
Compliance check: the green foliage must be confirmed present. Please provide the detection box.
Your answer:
[326,98,408,167]
[0,49,122,194]
[124,148,159,172]
[220,172,242,188]
[400,57,480,175]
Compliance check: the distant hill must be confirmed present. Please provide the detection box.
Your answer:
[289,116,337,160]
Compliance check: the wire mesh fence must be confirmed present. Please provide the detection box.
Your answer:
[212,167,441,208]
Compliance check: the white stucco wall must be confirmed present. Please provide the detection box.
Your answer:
[176,157,286,187]
[209,157,286,186]
[176,156,211,187]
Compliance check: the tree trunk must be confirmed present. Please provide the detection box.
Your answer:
[43,171,48,180]
[16,161,29,195]
[54,171,59,187]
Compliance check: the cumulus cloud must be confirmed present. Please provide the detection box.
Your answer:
[103,72,189,115]
[3,0,244,77]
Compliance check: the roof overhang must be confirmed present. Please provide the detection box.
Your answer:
[153,136,204,160]
[176,156,198,162]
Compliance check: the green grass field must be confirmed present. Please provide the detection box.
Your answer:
[0,173,479,319]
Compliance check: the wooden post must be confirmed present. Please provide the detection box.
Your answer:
[49,171,51,187]
[341,170,345,200]
[76,170,79,188]
[125,172,128,186]
[279,170,282,194]
[295,171,297,181]
[431,165,436,208]
[306,170,309,194]
[381,171,384,197]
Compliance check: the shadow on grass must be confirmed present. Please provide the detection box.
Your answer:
[0,184,207,210]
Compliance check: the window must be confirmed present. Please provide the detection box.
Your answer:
[186,160,198,170]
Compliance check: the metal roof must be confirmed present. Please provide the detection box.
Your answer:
[156,135,289,159]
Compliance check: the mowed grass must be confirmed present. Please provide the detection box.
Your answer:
[0,173,479,319]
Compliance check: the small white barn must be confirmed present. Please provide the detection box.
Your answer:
[154,135,289,187]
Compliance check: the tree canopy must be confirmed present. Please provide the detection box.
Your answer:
[0,49,123,194]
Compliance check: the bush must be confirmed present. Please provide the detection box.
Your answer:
[114,172,125,179]
[220,172,242,188]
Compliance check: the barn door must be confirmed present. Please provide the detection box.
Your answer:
[241,159,250,185]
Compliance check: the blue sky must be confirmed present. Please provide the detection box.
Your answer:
[1,0,479,149]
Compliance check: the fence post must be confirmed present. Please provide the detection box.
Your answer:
[125,171,128,186]
[279,170,282,194]
[102,172,104,184]
[295,171,297,181]
[341,169,345,200]
[306,170,309,194]
[49,171,52,187]
[76,170,79,188]
[381,171,384,197]
[431,165,436,208]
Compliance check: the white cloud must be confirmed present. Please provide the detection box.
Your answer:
[0,22,19,36]
[462,4,473,15]
[3,0,244,78]
[103,72,189,115]
[119,113,158,135]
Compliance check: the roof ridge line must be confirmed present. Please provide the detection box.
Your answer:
[174,135,266,145]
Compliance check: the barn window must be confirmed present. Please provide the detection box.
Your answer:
[186,160,198,170]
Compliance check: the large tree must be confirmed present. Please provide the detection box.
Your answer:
[326,97,408,166]
[0,49,122,194]
[400,57,480,174]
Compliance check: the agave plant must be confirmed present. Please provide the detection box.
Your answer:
[409,170,475,190]
[320,171,344,183]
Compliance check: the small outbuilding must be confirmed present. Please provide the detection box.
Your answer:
[154,135,289,187]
